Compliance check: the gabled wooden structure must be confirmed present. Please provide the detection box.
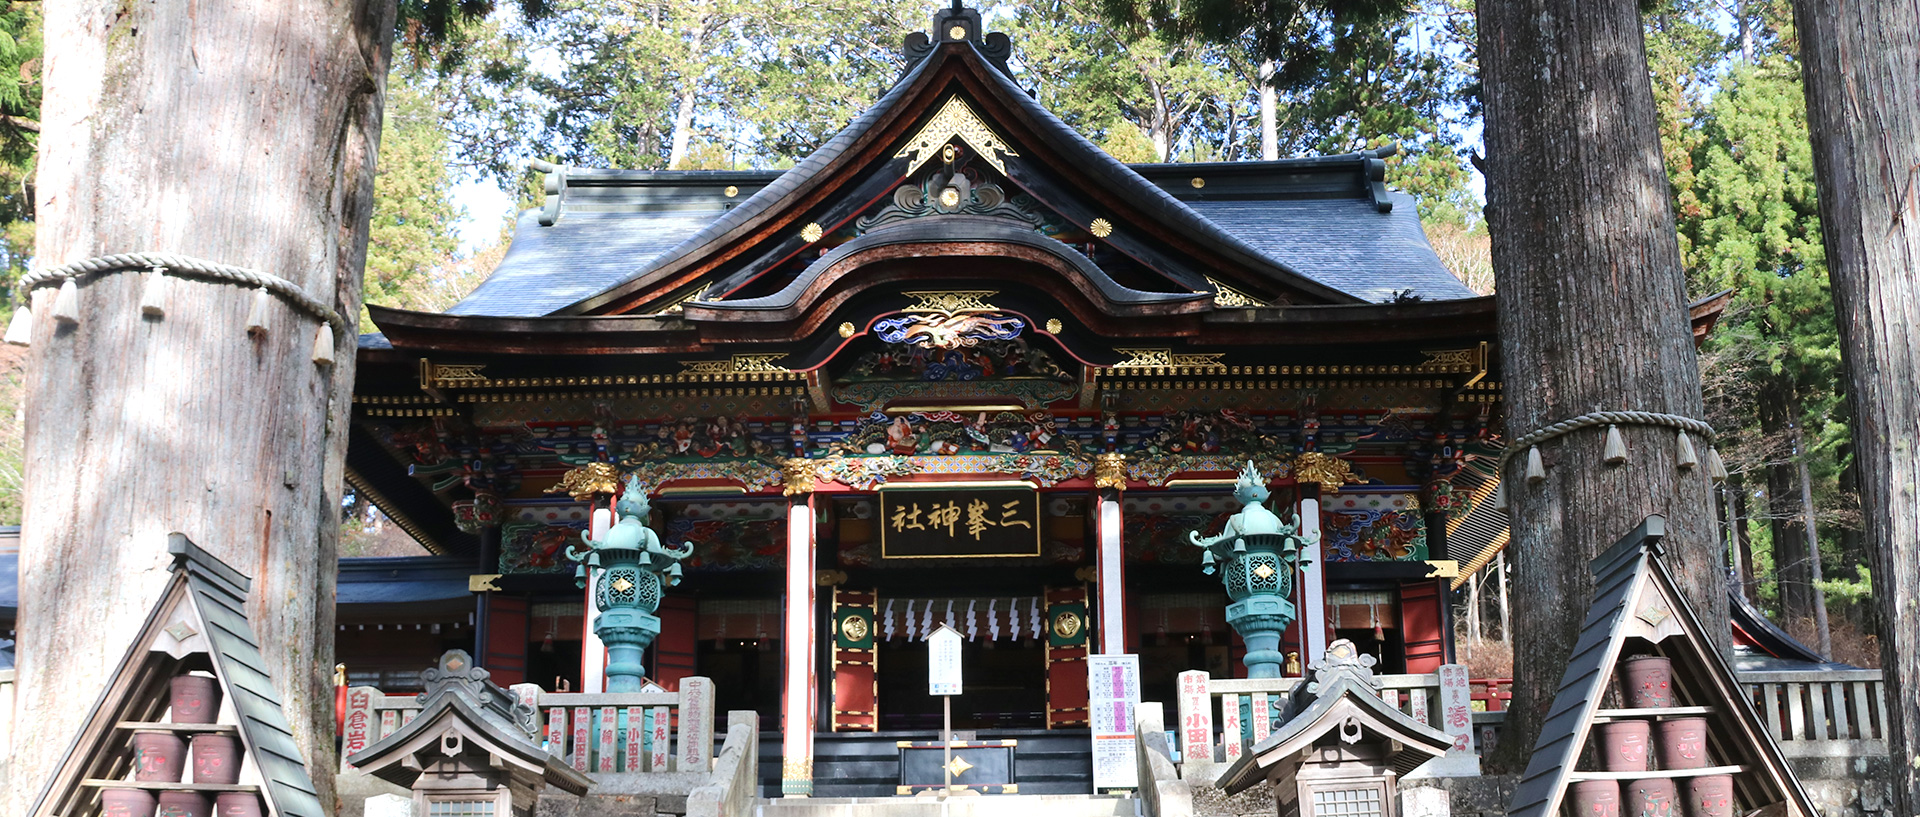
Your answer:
[28,534,324,817]
[1216,639,1450,815]
[348,650,591,816]
[1506,516,1818,817]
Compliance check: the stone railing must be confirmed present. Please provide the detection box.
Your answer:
[342,677,718,775]
[1742,668,1888,758]
[687,711,760,817]
[1135,702,1195,817]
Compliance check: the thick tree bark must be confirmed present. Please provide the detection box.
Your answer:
[9,2,395,810]
[1259,60,1278,161]
[1790,0,1920,810]
[1478,0,1728,772]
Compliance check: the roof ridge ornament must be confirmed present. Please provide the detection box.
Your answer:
[902,2,1013,76]
[894,96,1021,176]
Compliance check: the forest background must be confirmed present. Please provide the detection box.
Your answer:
[0,0,1871,666]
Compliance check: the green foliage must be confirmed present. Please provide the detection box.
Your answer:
[0,2,40,317]
[362,67,470,330]
[1006,0,1250,162]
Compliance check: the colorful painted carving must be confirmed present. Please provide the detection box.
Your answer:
[1188,461,1313,678]
[1323,494,1430,562]
[1122,410,1291,486]
[568,478,694,692]
[840,337,1069,383]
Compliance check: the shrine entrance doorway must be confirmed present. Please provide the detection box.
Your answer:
[877,633,1046,730]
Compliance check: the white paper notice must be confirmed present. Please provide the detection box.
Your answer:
[928,625,964,696]
[1088,653,1140,790]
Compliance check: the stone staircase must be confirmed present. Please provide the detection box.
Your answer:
[754,794,1141,817]
[756,729,1097,799]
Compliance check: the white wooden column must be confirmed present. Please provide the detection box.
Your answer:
[582,499,613,692]
[1298,488,1328,667]
[1097,490,1128,654]
[781,493,817,796]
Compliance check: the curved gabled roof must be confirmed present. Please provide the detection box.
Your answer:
[559,32,1367,315]
[444,10,1477,319]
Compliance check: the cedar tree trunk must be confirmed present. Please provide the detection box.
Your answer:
[1478,0,1728,771]
[9,1,395,810]
[1790,0,1920,810]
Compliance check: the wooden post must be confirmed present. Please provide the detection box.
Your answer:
[1298,488,1328,665]
[1096,488,1127,654]
[781,493,817,796]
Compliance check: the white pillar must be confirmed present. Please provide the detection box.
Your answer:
[1298,491,1328,667]
[581,571,606,693]
[1097,494,1127,654]
[781,495,817,796]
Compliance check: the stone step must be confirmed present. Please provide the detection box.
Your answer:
[755,794,1141,817]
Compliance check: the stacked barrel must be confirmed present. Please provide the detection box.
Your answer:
[100,673,264,817]
[1567,655,1736,817]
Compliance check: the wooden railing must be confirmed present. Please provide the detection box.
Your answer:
[342,677,718,775]
[1741,669,1888,758]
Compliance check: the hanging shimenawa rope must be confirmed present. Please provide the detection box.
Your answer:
[5,251,347,365]
[1492,409,1728,511]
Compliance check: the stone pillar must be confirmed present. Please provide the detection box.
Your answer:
[1297,486,1329,666]
[781,488,817,796]
[1095,454,1129,654]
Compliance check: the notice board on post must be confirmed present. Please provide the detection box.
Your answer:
[879,484,1040,559]
[1087,653,1141,791]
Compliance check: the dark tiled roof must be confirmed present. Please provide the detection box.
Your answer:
[450,209,735,317]
[1187,194,1477,302]
[442,38,1475,318]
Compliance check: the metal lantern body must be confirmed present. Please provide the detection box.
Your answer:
[571,479,693,692]
[1191,462,1313,678]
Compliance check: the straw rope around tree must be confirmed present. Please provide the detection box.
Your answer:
[7,251,347,365]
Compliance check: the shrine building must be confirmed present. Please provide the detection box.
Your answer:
[341,4,1510,797]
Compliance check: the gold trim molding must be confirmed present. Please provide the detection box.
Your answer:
[894,96,1021,175]
[902,290,997,316]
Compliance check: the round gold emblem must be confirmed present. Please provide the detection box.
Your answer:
[1190,177,1206,189]
[939,186,962,207]
[723,185,739,198]
[801,222,825,243]
[1051,610,1082,639]
[1088,218,1113,238]
[838,321,856,338]
[842,615,870,643]
[949,25,967,40]
[1045,318,1063,334]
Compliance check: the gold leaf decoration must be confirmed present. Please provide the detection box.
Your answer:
[548,462,623,501]
[903,290,998,316]
[893,96,1021,175]
[801,223,825,243]
[1292,452,1356,491]
[1089,218,1113,238]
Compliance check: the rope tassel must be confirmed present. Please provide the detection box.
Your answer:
[244,287,271,334]
[1525,446,1546,483]
[139,266,169,318]
[52,279,79,325]
[1602,424,1627,465]
[311,324,335,366]
[1676,430,1699,470]
[1706,447,1729,483]
[4,304,32,346]
[1492,479,1509,512]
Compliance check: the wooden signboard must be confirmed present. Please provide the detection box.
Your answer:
[879,485,1040,558]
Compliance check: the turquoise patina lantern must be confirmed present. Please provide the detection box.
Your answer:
[570,477,694,692]
[1189,461,1314,678]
